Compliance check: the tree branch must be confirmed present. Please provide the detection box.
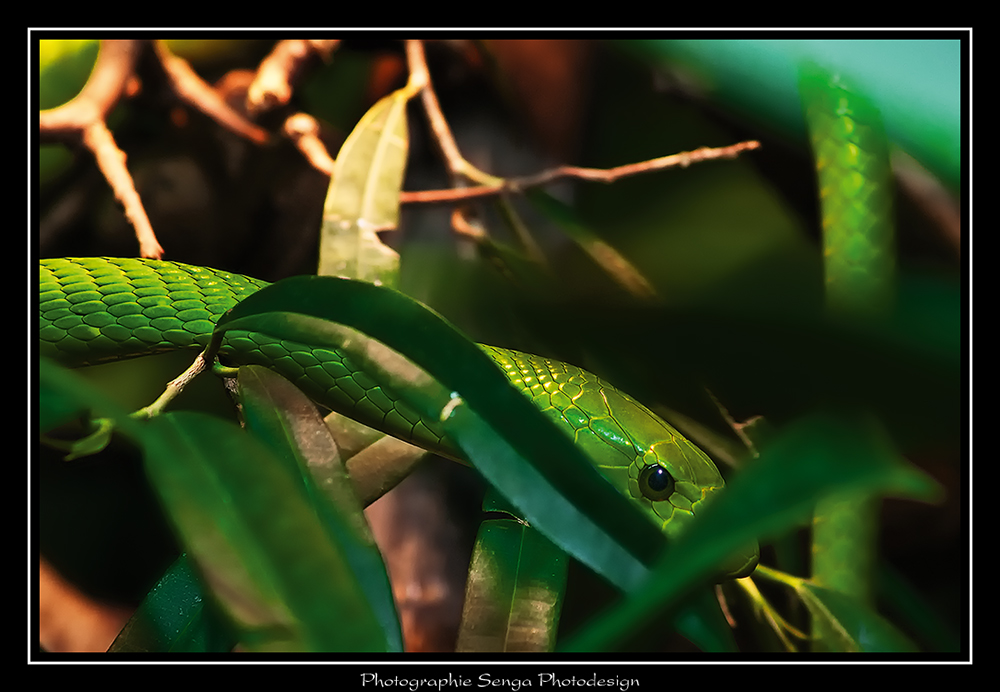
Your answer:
[398,140,762,207]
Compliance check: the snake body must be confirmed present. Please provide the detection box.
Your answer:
[39,256,759,579]
[802,67,896,634]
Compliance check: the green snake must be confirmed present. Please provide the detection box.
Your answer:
[38,256,759,579]
[801,65,896,646]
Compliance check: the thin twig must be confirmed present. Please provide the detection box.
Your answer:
[398,140,762,207]
[403,40,430,98]
[133,350,210,419]
[715,584,738,628]
[510,140,762,190]
[402,38,760,206]
[405,39,501,242]
[284,112,335,176]
[449,208,486,240]
[39,40,165,259]
[407,40,501,187]
[399,184,505,205]
[278,41,761,218]
[82,121,164,258]
[704,387,760,458]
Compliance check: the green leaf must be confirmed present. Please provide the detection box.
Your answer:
[526,188,657,299]
[39,39,99,110]
[140,411,389,652]
[38,356,118,459]
[671,587,739,653]
[38,377,87,436]
[319,87,408,286]
[38,40,101,186]
[39,358,146,463]
[108,554,235,653]
[456,510,568,652]
[40,417,115,460]
[39,358,135,436]
[800,583,919,653]
[876,563,961,653]
[214,276,665,593]
[235,365,403,651]
[560,412,941,651]
[532,270,960,452]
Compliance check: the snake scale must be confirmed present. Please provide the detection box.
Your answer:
[38,255,760,580]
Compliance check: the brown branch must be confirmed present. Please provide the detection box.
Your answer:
[510,140,762,189]
[284,42,758,223]
[407,40,500,187]
[449,207,485,240]
[247,39,341,116]
[411,39,461,179]
[892,150,961,257]
[39,40,164,258]
[83,121,164,258]
[403,40,430,97]
[281,42,425,192]
[284,113,335,176]
[153,41,269,145]
[398,140,762,207]
[398,184,501,206]
[38,40,138,136]
[39,557,131,653]
[399,39,759,209]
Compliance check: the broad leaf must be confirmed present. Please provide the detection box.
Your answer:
[235,365,403,651]
[214,276,665,593]
[526,188,656,300]
[108,554,234,653]
[561,412,941,651]
[140,411,389,652]
[456,487,568,653]
[320,88,408,286]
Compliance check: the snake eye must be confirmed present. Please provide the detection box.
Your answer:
[638,464,675,501]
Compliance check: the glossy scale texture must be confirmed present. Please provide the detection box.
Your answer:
[39,256,758,578]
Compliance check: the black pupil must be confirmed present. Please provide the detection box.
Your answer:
[646,465,671,491]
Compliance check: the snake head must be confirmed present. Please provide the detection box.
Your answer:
[623,451,759,581]
[593,385,760,580]
[480,344,759,581]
